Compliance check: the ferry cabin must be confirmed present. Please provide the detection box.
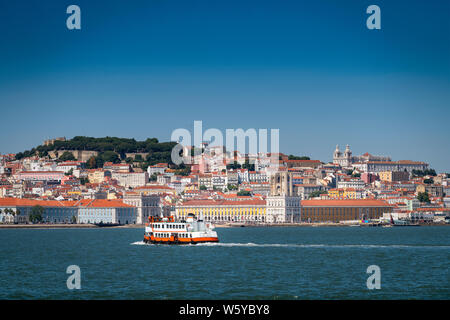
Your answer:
[144,216,218,244]
[147,222,194,242]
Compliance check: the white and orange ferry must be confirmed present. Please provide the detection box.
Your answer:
[143,213,219,244]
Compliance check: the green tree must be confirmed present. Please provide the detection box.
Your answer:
[237,190,252,196]
[288,155,310,160]
[417,192,430,203]
[423,178,433,184]
[199,185,207,190]
[86,156,97,169]
[226,162,241,170]
[412,169,437,177]
[58,151,76,161]
[29,206,44,223]
[309,190,328,199]
[242,160,255,171]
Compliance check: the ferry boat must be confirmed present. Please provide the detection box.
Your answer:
[143,213,219,244]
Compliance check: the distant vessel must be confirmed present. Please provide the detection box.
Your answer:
[143,213,219,244]
[389,215,420,227]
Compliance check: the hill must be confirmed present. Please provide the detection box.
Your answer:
[15,136,179,170]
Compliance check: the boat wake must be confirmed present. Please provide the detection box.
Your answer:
[196,243,450,249]
[131,241,450,249]
[130,241,147,246]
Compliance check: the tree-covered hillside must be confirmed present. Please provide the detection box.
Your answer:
[15,136,178,169]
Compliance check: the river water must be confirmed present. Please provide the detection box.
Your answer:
[0,226,448,299]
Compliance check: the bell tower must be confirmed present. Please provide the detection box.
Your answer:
[267,172,301,223]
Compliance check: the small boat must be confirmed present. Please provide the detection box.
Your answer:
[94,222,120,227]
[389,215,420,227]
[143,214,219,245]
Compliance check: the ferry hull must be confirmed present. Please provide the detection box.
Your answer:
[143,236,219,245]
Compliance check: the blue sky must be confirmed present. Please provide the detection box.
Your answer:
[0,0,449,172]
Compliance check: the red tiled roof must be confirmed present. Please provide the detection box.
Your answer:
[301,199,392,207]
[180,199,266,206]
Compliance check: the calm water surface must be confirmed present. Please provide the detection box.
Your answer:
[0,226,449,299]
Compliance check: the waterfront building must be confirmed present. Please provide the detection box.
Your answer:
[0,198,76,224]
[77,199,137,224]
[123,192,161,224]
[266,172,301,223]
[301,199,393,223]
[0,198,138,225]
[176,199,266,223]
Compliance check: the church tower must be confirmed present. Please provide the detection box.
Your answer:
[343,144,352,167]
[266,172,301,223]
[333,145,342,164]
[333,144,353,167]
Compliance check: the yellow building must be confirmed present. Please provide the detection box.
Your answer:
[379,171,409,182]
[88,170,110,184]
[176,199,266,223]
[328,188,359,199]
[328,188,344,199]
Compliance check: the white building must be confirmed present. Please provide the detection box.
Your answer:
[123,192,160,224]
[337,179,366,190]
[352,161,428,173]
[111,172,149,188]
[266,172,301,223]
[147,164,167,176]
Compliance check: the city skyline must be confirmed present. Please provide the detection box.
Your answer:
[1,0,449,172]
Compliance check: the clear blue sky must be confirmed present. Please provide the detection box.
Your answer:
[0,0,449,172]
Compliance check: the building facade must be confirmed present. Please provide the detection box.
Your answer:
[301,199,393,223]
[176,199,266,223]
[123,192,161,224]
[266,172,301,223]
